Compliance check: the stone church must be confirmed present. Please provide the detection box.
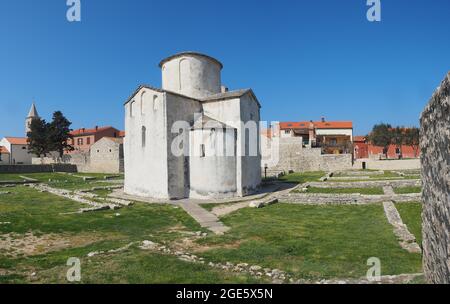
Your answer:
[124,52,261,199]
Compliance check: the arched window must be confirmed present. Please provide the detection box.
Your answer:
[142,126,146,148]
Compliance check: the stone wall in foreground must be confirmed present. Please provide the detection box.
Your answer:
[420,71,450,284]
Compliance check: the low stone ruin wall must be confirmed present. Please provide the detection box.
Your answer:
[0,164,77,173]
[353,159,420,170]
[420,72,450,284]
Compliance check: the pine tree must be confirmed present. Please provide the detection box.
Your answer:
[27,118,50,157]
[48,111,74,158]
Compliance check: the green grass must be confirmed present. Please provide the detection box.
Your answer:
[301,187,384,195]
[0,174,28,181]
[0,180,424,283]
[278,171,325,184]
[394,186,422,194]
[29,248,264,284]
[195,203,422,280]
[395,202,423,245]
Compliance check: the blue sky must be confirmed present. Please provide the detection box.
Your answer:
[1,0,449,137]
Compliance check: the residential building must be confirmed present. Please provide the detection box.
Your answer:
[0,137,33,164]
[353,136,420,159]
[68,126,122,154]
[278,118,353,154]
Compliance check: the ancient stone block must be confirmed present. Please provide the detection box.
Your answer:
[420,72,450,283]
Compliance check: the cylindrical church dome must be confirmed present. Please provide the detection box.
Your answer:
[159,52,222,99]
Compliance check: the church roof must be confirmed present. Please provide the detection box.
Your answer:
[159,52,223,69]
[27,103,39,118]
[124,86,261,109]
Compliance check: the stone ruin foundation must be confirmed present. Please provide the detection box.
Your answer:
[420,72,450,283]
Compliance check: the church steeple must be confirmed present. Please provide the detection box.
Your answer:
[25,102,40,135]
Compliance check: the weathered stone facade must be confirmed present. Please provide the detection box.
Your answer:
[420,72,450,283]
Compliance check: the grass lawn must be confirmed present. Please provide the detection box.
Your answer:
[0,180,424,283]
[303,187,384,195]
[0,186,263,283]
[278,171,325,184]
[0,174,28,182]
[195,203,422,280]
[11,173,122,191]
[395,202,423,245]
[394,186,422,194]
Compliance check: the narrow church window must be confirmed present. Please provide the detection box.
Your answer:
[153,95,158,111]
[200,144,205,158]
[141,91,146,114]
[142,126,146,148]
[130,101,135,117]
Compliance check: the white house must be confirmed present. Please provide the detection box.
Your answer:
[124,52,262,200]
[0,103,40,165]
[0,137,33,165]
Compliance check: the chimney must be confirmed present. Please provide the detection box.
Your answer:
[221,85,229,93]
[95,126,98,131]
[82,128,85,133]
[321,116,325,123]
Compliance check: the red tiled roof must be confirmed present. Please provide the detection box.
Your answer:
[70,126,117,136]
[118,131,125,137]
[4,137,28,145]
[279,121,352,130]
[353,136,367,142]
[0,146,10,153]
[279,122,313,130]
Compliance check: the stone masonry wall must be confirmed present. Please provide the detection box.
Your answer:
[421,71,450,283]
[264,137,353,173]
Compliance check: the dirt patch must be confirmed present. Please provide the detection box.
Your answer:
[0,231,118,257]
[169,236,243,253]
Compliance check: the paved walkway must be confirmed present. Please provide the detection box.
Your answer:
[382,185,396,196]
[177,202,230,235]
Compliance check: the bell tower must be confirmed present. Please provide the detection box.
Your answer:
[25,102,39,135]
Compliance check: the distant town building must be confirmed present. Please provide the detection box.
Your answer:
[277,118,353,154]
[0,146,10,165]
[353,136,420,159]
[0,137,33,164]
[0,103,39,165]
[89,137,124,173]
[353,136,369,159]
[67,126,123,154]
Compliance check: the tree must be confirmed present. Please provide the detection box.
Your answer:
[367,123,392,159]
[404,127,420,158]
[27,118,50,157]
[48,111,74,157]
[391,126,405,159]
